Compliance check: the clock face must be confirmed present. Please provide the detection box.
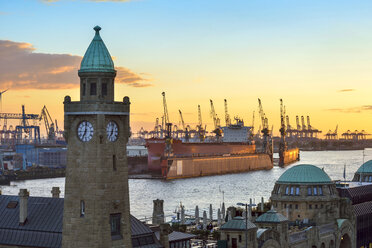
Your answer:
[77,121,94,142]
[106,121,118,142]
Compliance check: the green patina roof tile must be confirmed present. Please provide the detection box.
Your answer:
[277,164,332,184]
[79,26,115,73]
[220,216,256,230]
[356,160,372,173]
[255,209,288,223]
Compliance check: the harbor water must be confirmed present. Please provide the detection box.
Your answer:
[0,150,370,221]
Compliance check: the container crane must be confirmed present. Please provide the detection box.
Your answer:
[224,99,231,126]
[296,116,301,138]
[210,99,222,139]
[162,92,172,139]
[0,105,41,144]
[301,116,307,138]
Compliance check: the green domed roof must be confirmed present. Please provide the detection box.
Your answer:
[255,208,288,223]
[356,160,372,173]
[79,26,115,73]
[277,164,332,184]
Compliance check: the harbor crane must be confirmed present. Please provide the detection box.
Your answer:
[296,116,301,137]
[258,98,272,158]
[210,99,222,139]
[162,92,172,139]
[0,89,8,112]
[178,109,189,141]
[251,111,255,140]
[326,125,338,140]
[224,99,231,126]
[197,105,205,141]
[40,105,56,141]
[0,105,41,144]
[279,99,287,166]
[301,116,307,138]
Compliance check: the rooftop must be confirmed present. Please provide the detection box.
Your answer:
[79,26,115,73]
[277,164,333,185]
[356,160,372,174]
[255,209,288,223]
[220,216,256,231]
[0,194,160,248]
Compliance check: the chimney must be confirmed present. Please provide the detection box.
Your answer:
[159,223,170,248]
[152,199,164,225]
[18,189,29,225]
[51,187,61,198]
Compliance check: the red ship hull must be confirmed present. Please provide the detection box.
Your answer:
[145,138,272,179]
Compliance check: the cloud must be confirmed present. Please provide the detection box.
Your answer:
[338,89,355,93]
[115,67,153,87]
[326,105,372,113]
[0,40,152,90]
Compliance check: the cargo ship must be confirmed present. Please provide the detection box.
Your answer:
[146,119,273,179]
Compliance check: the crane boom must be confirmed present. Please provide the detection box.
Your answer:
[286,115,291,130]
[198,105,202,127]
[210,99,218,129]
[224,99,231,126]
[307,116,312,130]
[178,110,185,130]
[162,92,170,124]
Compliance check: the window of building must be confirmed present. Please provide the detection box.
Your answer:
[365,176,368,182]
[295,204,298,209]
[295,187,300,195]
[315,204,318,209]
[284,203,287,208]
[285,186,289,195]
[227,234,230,241]
[110,213,121,238]
[318,186,323,195]
[307,187,312,195]
[239,235,242,243]
[290,186,294,195]
[90,82,97,95]
[113,155,117,171]
[369,176,372,182]
[80,200,85,217]
[102,82,108,96]
[277,186,281,194]
[309,204,312,209]
[313,187,317,195]
[289,204,292,209]
[321,204,324,209]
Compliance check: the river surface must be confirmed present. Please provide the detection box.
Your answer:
[1,150,371,221]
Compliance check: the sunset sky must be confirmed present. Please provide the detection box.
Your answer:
[1,0,372,137]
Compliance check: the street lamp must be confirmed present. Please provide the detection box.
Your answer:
[237,201,256,248]
[237,202,248,248]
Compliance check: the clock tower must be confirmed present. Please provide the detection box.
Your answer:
[62,26,132,248]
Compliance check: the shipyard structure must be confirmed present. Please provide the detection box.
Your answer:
[146,96,299,179]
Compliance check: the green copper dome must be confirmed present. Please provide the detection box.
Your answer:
[79,26,115,73]
[356,160,372,173]
[277,164,332,184]
[255,209,288,223]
